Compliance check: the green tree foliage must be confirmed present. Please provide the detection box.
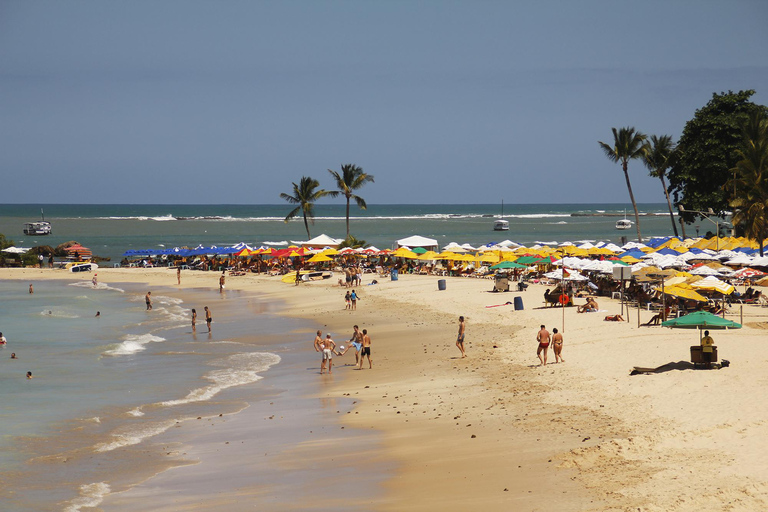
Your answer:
[338,235,367,249]
[667,90,768,223]
[0,233,13,250]
[327,164,375,237]
[598,127,648,242]
[280,177,332,238]
[727,111,768,256]
[643,135,679,237]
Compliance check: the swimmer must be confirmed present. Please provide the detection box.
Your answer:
[0,332,6,344]
[10,353,17,359]
[26,371,33,379]
[95,311,101,318]
[29,284,34,294]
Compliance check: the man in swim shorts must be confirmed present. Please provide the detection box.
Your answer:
[204,306,212,332]
[456,316,466,358]
[536,324,550,366]
[340,325,363,365]
[145,291,152,310]
[322,334,336,373]
[552,327,564,363]
[358,329,372,369]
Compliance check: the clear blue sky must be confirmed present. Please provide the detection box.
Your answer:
[2,0,766,204]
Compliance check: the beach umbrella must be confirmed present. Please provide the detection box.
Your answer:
[391,247,418,259]
[307,253,333,263]
[411,247,428,254]
[662,311,742,330]
[475,252,501,263]
[690,276,735,295]
[2,246,29,254]
[655,284,707,302]
[543,269,587,281]
[416,251,439,260]
[490,261,527,270]
[732,268,766,279]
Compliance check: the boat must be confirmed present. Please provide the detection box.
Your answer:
[615,211,633,230]
[493,200,509,231]
[68,262,98,273]
[23,209,52,236]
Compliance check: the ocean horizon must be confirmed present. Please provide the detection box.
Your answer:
[1,203,685,263]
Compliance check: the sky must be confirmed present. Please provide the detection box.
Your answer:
[1,0,767,205]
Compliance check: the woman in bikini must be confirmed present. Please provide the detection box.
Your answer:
[552,327,564,363]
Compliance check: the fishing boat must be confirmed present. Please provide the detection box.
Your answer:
[23,209,52,236]
[615,210,633,230]
[493,200,509,231]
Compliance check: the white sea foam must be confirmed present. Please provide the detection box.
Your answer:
[68,281,125,293]
[39,310,79,319]
[95,419,179,452]
[63,482,111,512]
[103,333,166,356]
[127,408,144,417]
[159,352,281,407]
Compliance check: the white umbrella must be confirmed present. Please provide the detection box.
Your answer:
[544,269,588,281]
[690,265,721,276]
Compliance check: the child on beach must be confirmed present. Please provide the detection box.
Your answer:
[350,290,358,310]
[345,291,351,310]
[456,316,466,358]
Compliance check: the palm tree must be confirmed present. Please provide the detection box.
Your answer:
[643,135,679,237]
[599,127,649,242]
[280,176,331,239]
[728,111,768,256]
[327,164,375,237]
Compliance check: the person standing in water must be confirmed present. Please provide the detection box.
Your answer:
[29,284,34,294]
[145,291,153,310]
[456,316,466,358]
[191,309,197,332]
[204,306,212,332]
[219,271,226,292]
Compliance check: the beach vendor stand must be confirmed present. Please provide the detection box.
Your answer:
[661,311,741,368]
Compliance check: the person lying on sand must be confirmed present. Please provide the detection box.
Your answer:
[604,314,624,321]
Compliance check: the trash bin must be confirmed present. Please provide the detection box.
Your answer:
[438,279,446,291]
[390,268,398,281]
[514,296,524,310]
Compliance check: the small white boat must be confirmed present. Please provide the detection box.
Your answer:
[23,209,51,235]
[493,200,509,231]
[615,210,633,230]
[69,262,98,273]
[23,221,52,236]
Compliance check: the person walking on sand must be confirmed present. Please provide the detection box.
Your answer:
[204,306,212,332]
[536,324,550,366]
[191,309,197,332]
[350,289,358,311]
[177,267,181,285]
[344,291,351,310]
[219,271,226,293]
[456,316,467,358]
[145,291,153,310]
[552,327,564,363]
[358,329,372,369]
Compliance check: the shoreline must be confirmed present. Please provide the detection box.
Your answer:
[2,268,768,510]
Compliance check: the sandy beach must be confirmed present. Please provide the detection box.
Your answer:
[3,266,768,511]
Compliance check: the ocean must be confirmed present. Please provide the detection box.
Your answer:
[1,203,682,263]
[0,279,314,511]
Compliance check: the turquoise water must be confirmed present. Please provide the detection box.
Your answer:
[0,203,680,262]
[0,279,301,510]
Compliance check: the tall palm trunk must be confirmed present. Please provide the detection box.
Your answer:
[660,175,679,237]
[622,161,643,242]
[345,198,350,237]
[303,212,310,238]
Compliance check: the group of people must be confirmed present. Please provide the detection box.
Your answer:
[191,306,212,332]
[313,324,372,374]
[341,265,363,288]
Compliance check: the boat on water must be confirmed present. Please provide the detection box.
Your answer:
[493,200,509,231]
[23,209,52,236]
[616,211,633,230]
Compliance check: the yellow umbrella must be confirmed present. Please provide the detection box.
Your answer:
[475,252,500,263]
[655,284,708,302]
[435,251,457,259]
[322,248,339,256]
[417,250,439,260]
[392,247,418,259]
[691,276,735,295]
[307,253,333,263]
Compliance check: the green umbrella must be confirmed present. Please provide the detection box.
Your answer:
[661,311,742,330]
[515,256,542,265]
[411,247,427,254]
[490,261,527,270]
